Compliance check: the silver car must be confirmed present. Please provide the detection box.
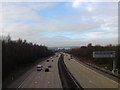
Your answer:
[37,65,43,71]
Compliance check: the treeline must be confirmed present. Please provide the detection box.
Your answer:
[2,38,54,80]
[70,43,120,71]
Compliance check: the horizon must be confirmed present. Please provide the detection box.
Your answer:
[1,35,118,48]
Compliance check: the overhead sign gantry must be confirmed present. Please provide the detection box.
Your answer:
[93,51,118,75]
[93,51,115,58]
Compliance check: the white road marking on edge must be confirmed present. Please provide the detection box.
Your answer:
[74,57,119,84]
[18,60,46,88]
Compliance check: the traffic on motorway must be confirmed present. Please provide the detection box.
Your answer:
[7,52,119,89]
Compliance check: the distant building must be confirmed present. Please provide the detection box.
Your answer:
[55,47,71,52]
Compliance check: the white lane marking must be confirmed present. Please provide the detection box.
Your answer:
[18,58,48,88]
[89,80,93,83]
[72,56,119,85]
[65,53,119,88]
[18,71,34,88]
[35,81,37,84]
[48,81,50,84]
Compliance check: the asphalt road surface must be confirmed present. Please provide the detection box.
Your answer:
[64,53,119,88]
[14,53,62,88]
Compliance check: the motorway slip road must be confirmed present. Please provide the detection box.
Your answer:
[9,53,62,88]
[64,53,120,88]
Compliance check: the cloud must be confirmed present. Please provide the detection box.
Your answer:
[86,6,94,12]
[2,2,57,22]
[28,2,58,11]
[72,0,82,8]
[85,32,104,39]
[0,3,3,36]
[32,18,103,33]
[2,22,39,40]
[2,2,57,38]
[1,2,118,47]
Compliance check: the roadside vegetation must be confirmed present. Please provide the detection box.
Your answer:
[2,36,54,86]
[70,43,120,73]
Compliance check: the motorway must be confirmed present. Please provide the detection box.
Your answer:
[9,53,62,88]
[63,53,119,88]
[8,52,120,89]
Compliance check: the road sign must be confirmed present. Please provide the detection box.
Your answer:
[93,51,115,58]
[93,51,117,75]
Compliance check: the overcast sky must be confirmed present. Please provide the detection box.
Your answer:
[1,1,118,47]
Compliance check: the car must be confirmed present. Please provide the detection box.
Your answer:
[45,68,49,72]
[47,60,49,62]
[37,65,42,71]
[70,55,73,59]
[52,60,54,62]
[48,65,52,68]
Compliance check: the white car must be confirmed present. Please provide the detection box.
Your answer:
[37,65,43,71]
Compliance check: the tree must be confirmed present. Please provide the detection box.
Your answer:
[2,38,54,82]
[87,43,92,47]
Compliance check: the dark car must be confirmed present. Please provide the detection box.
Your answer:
[52,60,54,62]
[45,68,49,72]
[46,60,49,62]
[48,65,52,68]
